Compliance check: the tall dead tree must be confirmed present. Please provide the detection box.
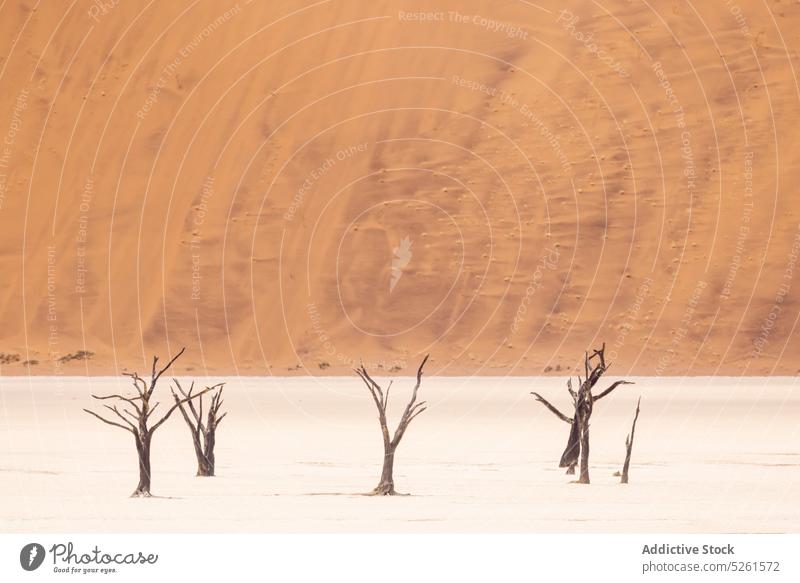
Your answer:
[532,343,632,484]
[83,347,214,497]
[172,380,227,476]
[354,354,430,495]
[619,397,641,484]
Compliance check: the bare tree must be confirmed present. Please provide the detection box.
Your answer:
[83,347,214,497]
[354,354,430,495]
[531,343,632,484]
[171,381,227,477]
[619,396,641,484]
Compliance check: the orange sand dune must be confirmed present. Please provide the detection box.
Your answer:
[0,0,799,376]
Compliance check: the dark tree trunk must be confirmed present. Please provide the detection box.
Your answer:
[198,430,216,477]
[355,355,429,496]
[620,397,641,484]
[84,347,217,497]
[190,432,206,476]
[620,443,631,484]
[171,381,225,478]
[559,418,580,471]
[374,446,396,495]
[192,433,215,477]
[577,421,590,484]
[133,434,152,497]
[531,344,633,487]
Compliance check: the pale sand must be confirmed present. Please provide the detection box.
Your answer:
[1,376,797,532]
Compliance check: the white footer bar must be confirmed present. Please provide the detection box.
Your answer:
[1,534,796,582]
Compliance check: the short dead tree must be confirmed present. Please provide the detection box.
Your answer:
[354,354,430,495]
[83,347,214,497]
[532,343,632,484]
[617,396,641,484]
[171,380,227,477]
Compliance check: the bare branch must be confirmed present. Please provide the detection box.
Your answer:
[145,402,160,420]
[408,406,427,424]
[172,379,190,399]
[593,380,634,402]
[531,392,573,424]
[149,384,215,435]
[91,393,142,415]
[173,379,201,425]
[358,364,385,408]
[123,372,148,398]
[355,367,385,415]
[620,396,642,484]
[384,380,393,410]
[172,388,199,433]
[148,346,186,396]
[101,404,138,431]
[83,409,133,432]
[398,354,429,423]
[584,351,590,381]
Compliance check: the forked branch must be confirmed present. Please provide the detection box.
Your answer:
[354,354,431,495]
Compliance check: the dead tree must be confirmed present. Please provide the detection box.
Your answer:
[83,347,214,497]
[619,396,641,484]
[172,381,227,476]
[532,343,632,484]
[354,354,429,495]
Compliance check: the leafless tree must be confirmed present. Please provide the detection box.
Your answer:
[83,347,214,497]
[171,381,227,477]
[354,354,430,495]
[531,343,632,484]
[619,396,641,484]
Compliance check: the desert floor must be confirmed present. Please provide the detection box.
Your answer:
[0,375,797,532]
